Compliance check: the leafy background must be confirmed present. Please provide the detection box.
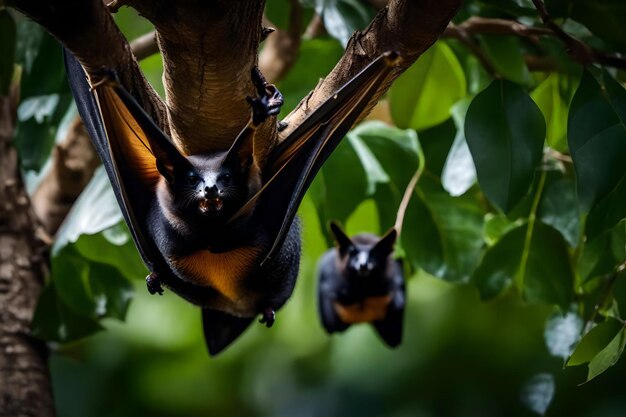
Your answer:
[3,0,626,415]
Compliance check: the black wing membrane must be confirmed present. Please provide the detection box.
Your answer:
[64,50,164,270]
[236,52,401,266]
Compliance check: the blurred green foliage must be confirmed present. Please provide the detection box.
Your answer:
[4,0,626,416]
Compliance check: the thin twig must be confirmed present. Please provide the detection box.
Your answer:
[394,152,425,235]
[443,15,626,71]
[447,22,499,78]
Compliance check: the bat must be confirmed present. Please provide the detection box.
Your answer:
[317,221,405,347]
[64,48,401,355]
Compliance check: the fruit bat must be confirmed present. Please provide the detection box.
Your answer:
[317,221,405,348]
[64,48,400,355]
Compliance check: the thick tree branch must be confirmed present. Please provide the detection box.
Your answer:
[0,86,55,417]
[279,0,463,141]
[126,1,277,162]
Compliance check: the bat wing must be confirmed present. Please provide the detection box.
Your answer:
[373,260,405,348]
[232,52,401,265]
[317,250,350,334]
[64,50,173,271]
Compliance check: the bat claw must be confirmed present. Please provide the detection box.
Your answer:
[259,308,276,328]
[146,272,163,295]
[248,67,284,126]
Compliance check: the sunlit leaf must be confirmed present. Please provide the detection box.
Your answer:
[465,79,546,212]
[442,99,477,197]
[390,42,467,131]
[53,167,124,255]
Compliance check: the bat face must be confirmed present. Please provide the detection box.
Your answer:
[169,152,251,222]
[330,221,397,283]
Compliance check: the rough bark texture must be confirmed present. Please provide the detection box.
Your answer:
[0,91,55,416]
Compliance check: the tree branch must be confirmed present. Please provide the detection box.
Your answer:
[444,15,626,71]
[0,83,55,417]
[279,0,463,141]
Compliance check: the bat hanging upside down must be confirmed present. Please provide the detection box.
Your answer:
[64,49,401,355]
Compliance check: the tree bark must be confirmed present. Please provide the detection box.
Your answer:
[0,89,55,415]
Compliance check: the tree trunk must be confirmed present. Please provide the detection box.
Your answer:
[0,90,55,416]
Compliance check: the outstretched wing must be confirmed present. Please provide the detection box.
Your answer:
[233,52,401,265]
[64,50,165,269]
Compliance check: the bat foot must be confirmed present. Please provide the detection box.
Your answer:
[247,67,284,126]
[259,307,276,328]
[277,120,289,132]
[146,272,163,295]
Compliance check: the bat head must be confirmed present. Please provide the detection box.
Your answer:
[160,126,258,225]
[329,221,397,281]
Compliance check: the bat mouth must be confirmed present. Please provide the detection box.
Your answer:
[199,197,224,213]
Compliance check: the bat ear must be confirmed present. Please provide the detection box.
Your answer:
[153,145,193,184]
[372,227,397,259]
[224,124,255,171]
[329,221,353,254]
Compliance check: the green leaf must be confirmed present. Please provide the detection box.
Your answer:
[14,93,73,171]
[523,223,575,309]
[472,224,525,300]
[465,79,546,212]
[53,167,124,255]
[88,263,134,320]
[483,213,520,246]
[0,10,16,95]
[567,318,623,366]
[311,137,368,229]
[315,0,375,47]
[277,38,343,117]
[586,175,626,239]
[531,74,570,152]
[472,222,574,307]
[568,69,626,213]
[389,42,466,131]
[441,99,476,197]
[570,0,626,49]
[412,177,484,282]
[538,178,581,247]
[32,283,102,343]
[587,326,626,381]
[480,35,531,86]
[578,221,626,283]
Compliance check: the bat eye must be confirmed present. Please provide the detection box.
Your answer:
[221,173,232,185]
[188,174,201,186]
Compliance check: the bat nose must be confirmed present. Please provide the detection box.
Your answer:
[204,185,218,197]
